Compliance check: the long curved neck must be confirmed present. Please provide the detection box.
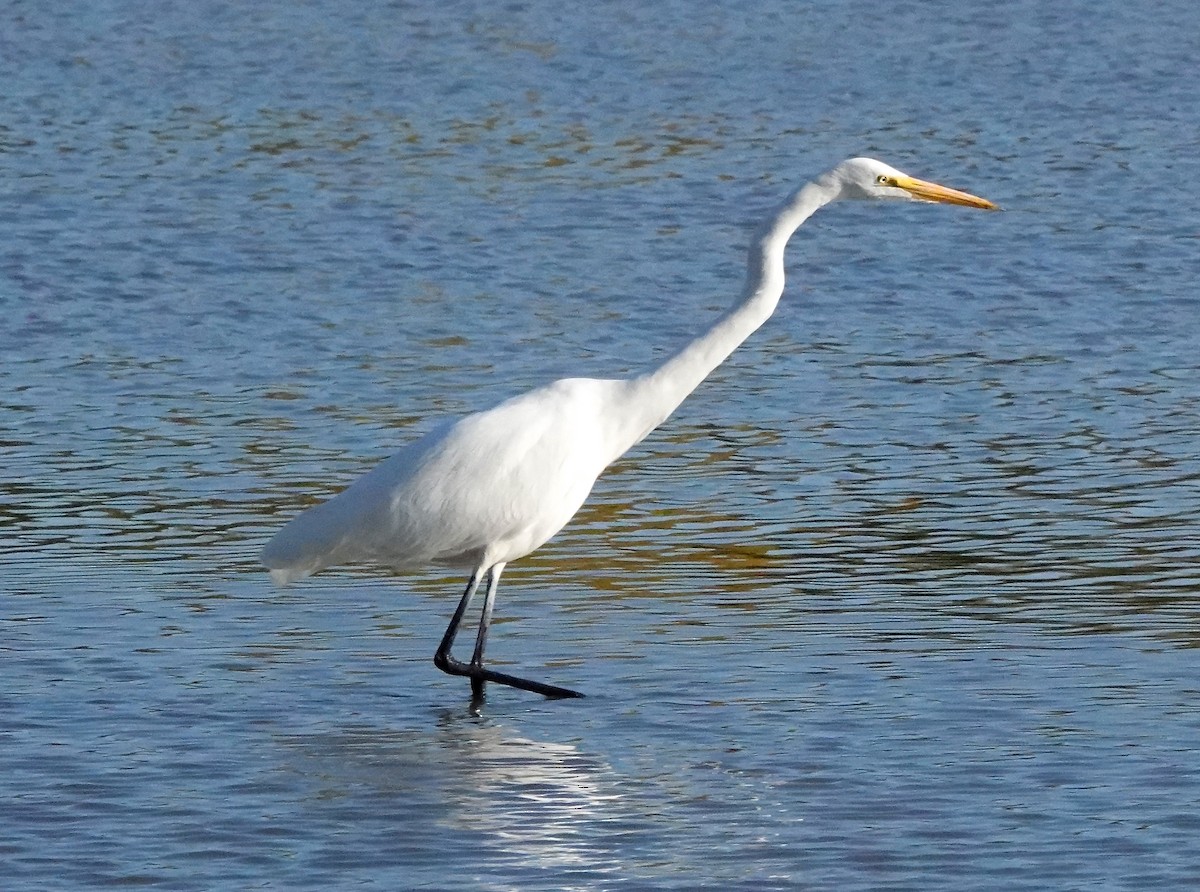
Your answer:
[613,177,838,450]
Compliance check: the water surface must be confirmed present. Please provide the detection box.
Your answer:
[3,1,1199,888]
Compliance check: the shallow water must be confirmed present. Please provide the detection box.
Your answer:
[3,0,1200,888]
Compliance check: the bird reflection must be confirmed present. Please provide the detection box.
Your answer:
[277,716,626,878]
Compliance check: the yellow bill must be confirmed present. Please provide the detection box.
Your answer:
[892,174,998,210]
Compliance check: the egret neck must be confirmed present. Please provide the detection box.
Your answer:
[616,178,834,449]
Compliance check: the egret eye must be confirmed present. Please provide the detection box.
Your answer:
[876,174,892,186]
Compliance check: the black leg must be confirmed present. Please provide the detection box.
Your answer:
[432,563,584,700]
[433,570,482,675]
[468,565,500,701]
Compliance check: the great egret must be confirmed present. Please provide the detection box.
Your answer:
[262,157,996,701]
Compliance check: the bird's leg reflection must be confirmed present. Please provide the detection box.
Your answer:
[433,564,584,702]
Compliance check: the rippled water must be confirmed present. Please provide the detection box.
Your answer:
[3,0,1199,888]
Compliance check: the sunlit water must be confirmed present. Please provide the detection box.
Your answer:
[3,0,1199,888]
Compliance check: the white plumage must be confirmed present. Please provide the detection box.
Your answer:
[263,377,639,583]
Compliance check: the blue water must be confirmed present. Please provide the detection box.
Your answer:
[3,0,1199,888]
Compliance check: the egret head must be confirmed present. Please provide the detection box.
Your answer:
[825,157,997,210]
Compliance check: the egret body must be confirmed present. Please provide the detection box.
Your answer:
[262,157,996,701]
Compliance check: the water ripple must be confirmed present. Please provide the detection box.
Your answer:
[4,0,1200,888]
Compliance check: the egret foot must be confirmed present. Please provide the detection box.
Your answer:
[434,650,583,700]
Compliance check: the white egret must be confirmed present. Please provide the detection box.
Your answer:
[262,157,997,701]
